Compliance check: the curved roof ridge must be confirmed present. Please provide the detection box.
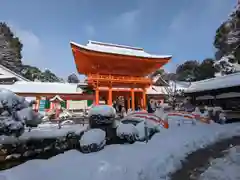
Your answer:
[70,41,172,59]
[88,40,144,51]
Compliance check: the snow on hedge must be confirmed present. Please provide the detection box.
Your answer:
[135,121,153,141]
[88,105,116,117]
[124,111,169,129]
[80,129,106,146]
[1,123,239,180]
[0,89,43,137]
[0,124,87,144]
[116,123,138,141]
[79,129,106,153]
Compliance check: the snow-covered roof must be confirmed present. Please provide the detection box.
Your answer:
[70,40,172,59]
[168,80,190,91]
[216,92,240,99]
[152,74,169,86]
[0,74,17,79]
[0,81,83,94]
[196,95,214,100]
[185,72,240,93]
[146,86,168,95]
[50,95,64,102]
[0,64,30,82]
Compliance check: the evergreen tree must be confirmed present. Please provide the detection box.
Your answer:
[0,22,61,82]
[67,73,79,83]
[214,3,240,63]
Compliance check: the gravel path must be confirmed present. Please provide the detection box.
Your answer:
[170,136,240,180]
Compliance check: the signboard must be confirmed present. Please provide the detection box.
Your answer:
[39,97,46,114]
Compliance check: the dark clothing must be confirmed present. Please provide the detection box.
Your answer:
[147,103,154,113]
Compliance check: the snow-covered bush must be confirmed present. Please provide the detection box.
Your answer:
[0,88,43,137]
[16,107,43,127]
[88,105,116,128]
[116,123,138,143]
[135,121,160,141]
[79,129,106,153]
[89,105,116,118]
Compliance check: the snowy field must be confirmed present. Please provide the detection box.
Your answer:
[199,145,240,180]
[0,124,87,144]
[0,122,239,180]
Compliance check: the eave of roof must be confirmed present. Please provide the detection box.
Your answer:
[185,72,240,93]
[0,64,31,82]
[70,41,172,59]
[0,81,83,94]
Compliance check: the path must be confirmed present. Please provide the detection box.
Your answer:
[170,136,240,180]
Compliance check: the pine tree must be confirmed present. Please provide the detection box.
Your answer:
[214,3,240,62]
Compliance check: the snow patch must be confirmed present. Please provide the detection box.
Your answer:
[0,124,87,144]
[0,123,239,180]
[199,146,240,180]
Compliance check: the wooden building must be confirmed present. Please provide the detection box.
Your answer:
[70,40,172,110]
[185,72,240,119]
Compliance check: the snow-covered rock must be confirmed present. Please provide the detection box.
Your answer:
[79,129,106,153]
[116,123,138,143]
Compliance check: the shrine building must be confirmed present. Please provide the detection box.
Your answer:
[70,40,171,110]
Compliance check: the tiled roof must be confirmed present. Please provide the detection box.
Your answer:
[185,72,240,93]
[70,40,172,59]
[0,81,83,94]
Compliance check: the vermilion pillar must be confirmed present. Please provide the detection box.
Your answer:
[95,88,99,105]
[131,89,135,110]
[35,96,41,111]
[108,87,112,105]
[142,89,146,110]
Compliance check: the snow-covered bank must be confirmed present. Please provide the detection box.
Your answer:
[0,124,87,144]
[199,145,240,180]
[0,123,239,180]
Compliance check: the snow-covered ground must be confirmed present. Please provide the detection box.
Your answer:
[0,122,239,180]
[199,145,240,180]
[0,124,87,144]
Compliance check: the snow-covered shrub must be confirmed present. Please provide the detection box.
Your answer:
[116,123,138,143]
[16,107,43,127]
[0,89,43,137]
[135,121,160,141]
[89,105,116,118]
[88,105,116,127]
[79,129,106,153]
